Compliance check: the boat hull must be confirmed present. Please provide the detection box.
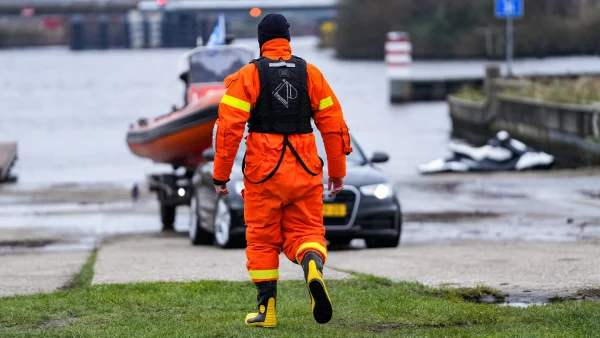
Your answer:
[126,88,225,169]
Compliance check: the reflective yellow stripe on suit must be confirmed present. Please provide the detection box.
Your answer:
[296,242,328,263]
[248,269,279,280]
[318,96,334,110]
[221,94,251,112]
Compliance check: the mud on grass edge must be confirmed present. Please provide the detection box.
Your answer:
[331,269,505,303]
[549,288,600,303]
[425,285,506,304]
[60,249,97,290]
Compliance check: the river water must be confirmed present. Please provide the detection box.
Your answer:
[0,36,450,185]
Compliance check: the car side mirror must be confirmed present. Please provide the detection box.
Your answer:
[202,148,216,162]
[370,151,389,163]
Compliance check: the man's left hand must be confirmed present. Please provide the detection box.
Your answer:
[214,184,229,195]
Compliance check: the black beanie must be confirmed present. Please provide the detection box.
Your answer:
[257,13,291,49]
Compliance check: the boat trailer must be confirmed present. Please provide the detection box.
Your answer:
[146,171,194,231]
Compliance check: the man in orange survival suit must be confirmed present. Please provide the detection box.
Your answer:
[212,13,353,327]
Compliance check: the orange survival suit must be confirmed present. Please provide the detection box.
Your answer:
[212,37,352,326]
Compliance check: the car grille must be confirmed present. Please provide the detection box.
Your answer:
[324,189,357,226]
[355,215,397,230]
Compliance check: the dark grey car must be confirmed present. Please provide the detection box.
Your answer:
[189,132,402,249]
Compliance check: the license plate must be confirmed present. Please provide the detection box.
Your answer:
[323,204,347,217]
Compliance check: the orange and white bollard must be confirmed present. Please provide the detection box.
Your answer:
[386,31,413,103]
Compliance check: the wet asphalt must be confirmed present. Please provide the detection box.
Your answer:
[1,169,599,299]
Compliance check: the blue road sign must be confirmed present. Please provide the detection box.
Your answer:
[495,0,523,18]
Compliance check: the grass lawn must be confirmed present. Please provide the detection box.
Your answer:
[0,273,599,338]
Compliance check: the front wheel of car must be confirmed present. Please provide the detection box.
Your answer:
[213,198,245,249]
[365,232,401,248]
[189,193,213,246]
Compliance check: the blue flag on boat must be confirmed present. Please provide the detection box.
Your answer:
[206,14,226,46]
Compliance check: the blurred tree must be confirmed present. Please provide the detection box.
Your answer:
[335,0,600,60]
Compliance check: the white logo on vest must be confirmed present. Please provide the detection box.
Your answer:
[272,79,298,108]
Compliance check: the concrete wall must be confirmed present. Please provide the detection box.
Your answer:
[448,96,494,145]
[448,71,600,167]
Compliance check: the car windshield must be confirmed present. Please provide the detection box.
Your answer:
[234,130,366,166]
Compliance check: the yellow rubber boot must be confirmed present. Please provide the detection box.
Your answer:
[301,251,332,324]
[245,281,277,328]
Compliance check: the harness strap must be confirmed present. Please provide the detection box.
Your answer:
[242,135,324,185]
[285,137,322,177]
[266,60,275,133]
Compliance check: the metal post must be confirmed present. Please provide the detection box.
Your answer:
[506,16,514,77]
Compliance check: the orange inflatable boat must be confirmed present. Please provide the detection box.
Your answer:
[126,44,256,170]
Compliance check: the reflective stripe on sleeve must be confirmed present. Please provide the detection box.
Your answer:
[318,96,334,110]
[221,94,251,112]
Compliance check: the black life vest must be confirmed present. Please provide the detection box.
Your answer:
[242,55,323,184]
[248,56,313,134]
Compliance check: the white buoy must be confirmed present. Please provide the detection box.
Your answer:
[386,31,413,103]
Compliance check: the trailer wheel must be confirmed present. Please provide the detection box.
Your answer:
[160,204,176,231]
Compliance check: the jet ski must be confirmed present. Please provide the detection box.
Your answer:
[418,131,555,174]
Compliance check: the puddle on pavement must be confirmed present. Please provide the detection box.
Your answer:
[580,190,600,199]
[0,200,156,217]
[0,182,173,242]
[470,190,528,199]
[0,239,59,249]
[403,180,463,194]
[402,213,600,243]
[0,230,99,254]
[500,290,600,307]
[501,302,545,308]
[0,182,149,205]
[2,178,600,253]
[500,295,549,308]
[0,183,178,255]
[404,211,501,223]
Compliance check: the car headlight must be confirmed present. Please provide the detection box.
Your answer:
[359,184,393,199]
[234,181,244,195]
